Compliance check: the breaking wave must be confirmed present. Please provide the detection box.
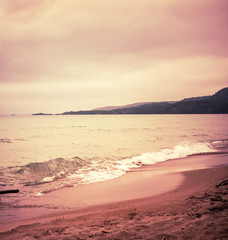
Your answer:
[0,141,219,197]
[16,157,89,186]
[211,139,228,150]
[118,142,216,171]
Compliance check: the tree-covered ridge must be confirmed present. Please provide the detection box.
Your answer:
[62,87,228,115]
[33,87,228,115]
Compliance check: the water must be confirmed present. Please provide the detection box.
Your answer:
[0,114,228,208]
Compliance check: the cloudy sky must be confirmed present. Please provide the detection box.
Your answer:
[0,0,227,114]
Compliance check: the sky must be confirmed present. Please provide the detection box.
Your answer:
[0,0,227,114]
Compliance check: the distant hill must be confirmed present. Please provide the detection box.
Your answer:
[93,101,177,111]
[32,113,53,116]
[60,87,228,115]
[181,87,228,103]
[181,96,211,102]
[211,87,228,103]
[92,102,151,111]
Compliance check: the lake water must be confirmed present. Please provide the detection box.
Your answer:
[0,114,228,210]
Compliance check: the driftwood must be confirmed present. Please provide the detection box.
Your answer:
[216,179,228,187]
[0,189,19,194]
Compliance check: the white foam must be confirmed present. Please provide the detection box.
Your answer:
[34,142,216,194]
[34,192,43,197]
[41,176,56,183]
[119,142,215,171]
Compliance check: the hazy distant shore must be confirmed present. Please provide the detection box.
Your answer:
[0,153,227,239]
[32,87,228,115]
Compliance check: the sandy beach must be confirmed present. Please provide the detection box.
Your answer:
[0,154,228,240]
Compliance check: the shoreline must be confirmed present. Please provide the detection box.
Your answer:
[3,152,227,213]
[0,154,227,239]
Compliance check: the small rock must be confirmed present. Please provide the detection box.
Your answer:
[189,195,196,199]
[195,213,202,218]
[210,197,222,202]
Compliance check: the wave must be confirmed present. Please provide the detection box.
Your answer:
[60,142,216,186]
[211,139,228,150]
[14,157,89,186]
[118,142,215,171]
[1,141,218,197]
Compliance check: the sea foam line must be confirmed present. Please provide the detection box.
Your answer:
[118,142,215,171]
[68,142,215,186]
[10,141,216,197]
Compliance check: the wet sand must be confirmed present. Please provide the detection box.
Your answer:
[0,154,228,240]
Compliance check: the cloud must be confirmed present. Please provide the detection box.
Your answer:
[0,0,227,113]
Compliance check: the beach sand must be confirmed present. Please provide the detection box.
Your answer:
[0,154,227,240]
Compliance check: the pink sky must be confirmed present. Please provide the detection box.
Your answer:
[0,0,227,114]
